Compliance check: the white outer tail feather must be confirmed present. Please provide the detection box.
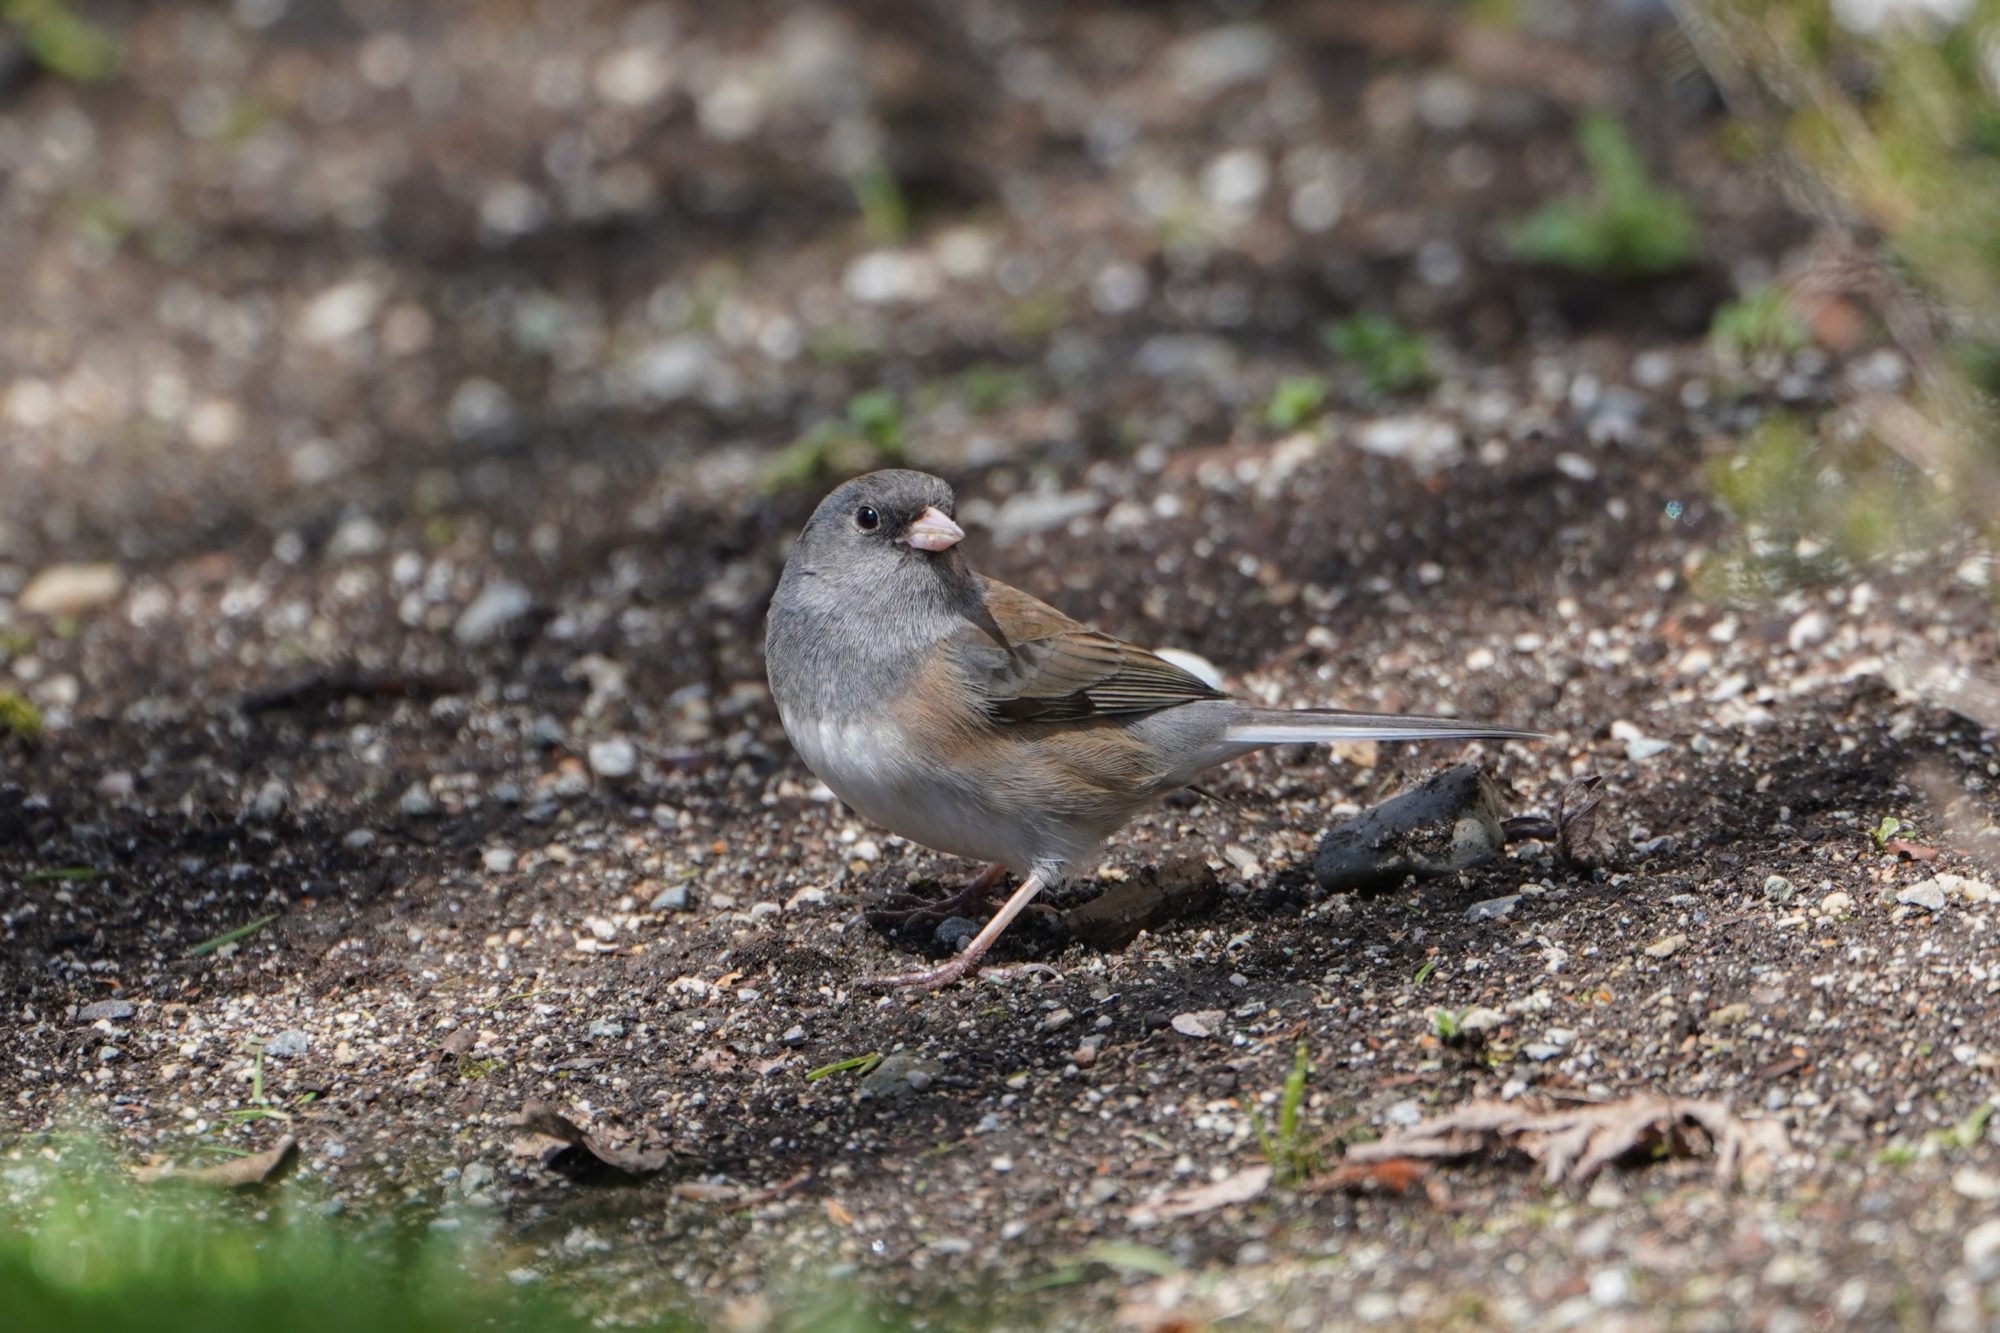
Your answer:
[1225,709,1543,746]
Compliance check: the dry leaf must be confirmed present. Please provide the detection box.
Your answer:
[514,1099,672,1181]
[1304,1156,1431,1195]
[1129,1164,1272,1225]
[136,1136,299,1189]
[825,1197,856,1227]
[438,1027,476,1059]
[672,1181,739,1203]
[1346,1094,1788,1190]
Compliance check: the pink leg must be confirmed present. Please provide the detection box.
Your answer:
[863,871,1050,991]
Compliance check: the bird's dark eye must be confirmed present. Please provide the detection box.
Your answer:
[854,506,880,531]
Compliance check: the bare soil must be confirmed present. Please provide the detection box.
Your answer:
[4,2,1999,1329]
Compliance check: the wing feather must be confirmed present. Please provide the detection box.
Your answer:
[948,579,1226,724]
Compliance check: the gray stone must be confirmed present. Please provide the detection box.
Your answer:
[447,378,514,440]
[857,1052,942,1101]
[934,916,978,951]
[1459,1006,1505,1034]
[983,490,1103,544]
[265,1029,310,1058]
[454,581,533,645]
[1465,895,1521,924]
[1353,415,1464,474]
[1898,881,1947,912]
[650,882,692,913]
[398,781,438,818]
[587,1019,624,1040]
[454,1162,497,1200]
[249,779,290,820]
[1965,1218,2000,1281]
[588,738,638,780]
[78,999,135,1022]
[626,335,713,404]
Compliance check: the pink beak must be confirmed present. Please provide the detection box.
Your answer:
[902,506,964,553]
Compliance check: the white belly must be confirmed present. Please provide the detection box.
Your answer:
[779,705,1052,873]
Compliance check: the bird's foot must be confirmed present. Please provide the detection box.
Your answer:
[864,862,1009,939]
[860,870,1052,991]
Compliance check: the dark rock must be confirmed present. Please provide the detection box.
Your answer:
[1313,764,1507,894]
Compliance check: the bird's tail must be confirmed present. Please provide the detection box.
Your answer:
[1224,707,1544,746]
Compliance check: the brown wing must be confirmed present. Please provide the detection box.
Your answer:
[947,578,1227,724]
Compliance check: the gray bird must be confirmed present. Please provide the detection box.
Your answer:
[765,469,1540,989]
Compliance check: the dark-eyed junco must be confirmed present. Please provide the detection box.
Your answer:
[766,469,1541,989]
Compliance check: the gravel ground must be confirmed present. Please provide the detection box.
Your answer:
[5,2,2000,1329]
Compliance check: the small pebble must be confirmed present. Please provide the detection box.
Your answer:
[1897,881,1946,912]
[1459,1006,1505,1034]
[650,882,692,913]
[1465,895,1520,923]
[454,581,533,646]
[934,916,978,951]
[588,738,639,780]
[19,563,125,616]
[265,1029,310,1058]
[857,1053,939,1101]
[398,782,438,818]
[1965,1218,2000,1281]
[250,779,290,820]
[78,999,136,1022]
[1625,736,1671,761]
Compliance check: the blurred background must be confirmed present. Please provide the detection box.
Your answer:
[6,0,2000,1328]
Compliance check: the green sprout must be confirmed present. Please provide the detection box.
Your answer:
[805,1052,884,1082]
[848,160,910,247]
[1507,111,1700,278]
[2,0,120,81]
[1263,375,1329,431]
[1244,1039,1320,1187]
[1324,315,1436,396]
[0,689,45,740]
[1710,285,1810,366]
[759,390,911,493]
[185,913,281,959]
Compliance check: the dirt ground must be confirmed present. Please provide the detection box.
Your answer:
[5,2,2000,1328]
